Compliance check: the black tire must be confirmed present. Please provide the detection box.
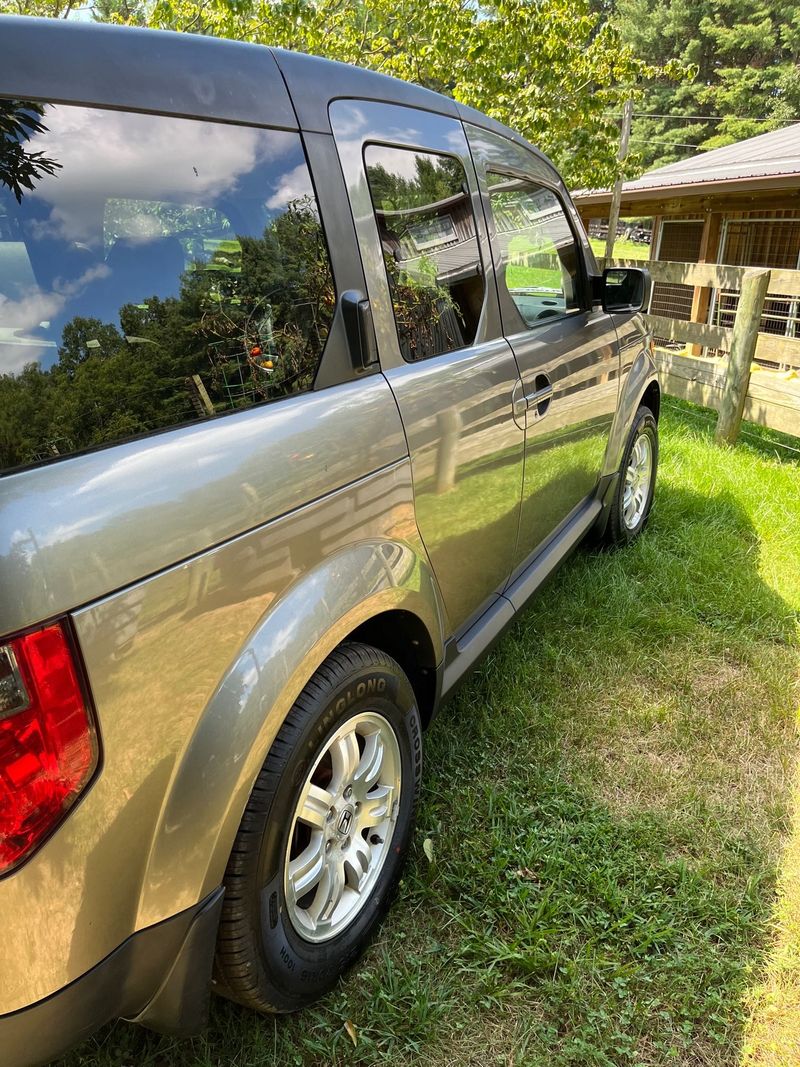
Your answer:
[604,404,658,547]
[213,641,422,1013]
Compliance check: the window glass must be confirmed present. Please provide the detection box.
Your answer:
[487,173,580,328]
[365,144,485,361]
[0,101,335,474]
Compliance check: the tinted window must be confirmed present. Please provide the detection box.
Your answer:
[0,102,335,473]
[487,173,580,328]
[364,144,484,361]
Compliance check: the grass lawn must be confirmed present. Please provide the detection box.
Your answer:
[589,237,651,261]
[60,400,800,1067]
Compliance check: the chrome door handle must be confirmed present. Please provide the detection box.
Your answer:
[524,383,553,407]
[511,379,527,428]
[524,374,553,419]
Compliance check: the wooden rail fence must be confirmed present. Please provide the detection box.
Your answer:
[601,257,800,442]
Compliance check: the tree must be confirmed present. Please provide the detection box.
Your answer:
[139,0,680,189]
[0,0,79,15]
[0,100,62,203]
[0,0,686,187]
[615,0,800,170]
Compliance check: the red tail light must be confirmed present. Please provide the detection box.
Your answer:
[0,621,98,875]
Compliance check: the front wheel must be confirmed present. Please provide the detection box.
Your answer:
[603,404,658,547]
[214,642,422,1013]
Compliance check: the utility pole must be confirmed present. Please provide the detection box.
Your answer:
[605,98,633,263]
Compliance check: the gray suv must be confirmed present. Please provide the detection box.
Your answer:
[0,17,659,1066]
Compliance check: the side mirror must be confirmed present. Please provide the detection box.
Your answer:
[599,267,651,313]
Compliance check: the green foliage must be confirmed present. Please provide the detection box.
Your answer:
[616,0,800,170]
[0,100,62,203]
[0,198,334,470]
[132,0,679,189]
[0,0,73,13]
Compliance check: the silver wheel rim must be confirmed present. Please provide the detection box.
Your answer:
[623,432,653,530]
[283,711,402,943]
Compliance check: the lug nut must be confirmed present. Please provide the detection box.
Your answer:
[341,836,350,850]
[326,808,335,822]
[344,785,353,800]
[325,840,332,853]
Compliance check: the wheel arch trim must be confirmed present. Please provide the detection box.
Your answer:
[602,342,660,478]
[134,539,445,929]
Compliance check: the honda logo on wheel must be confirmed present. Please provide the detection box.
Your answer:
[337,808,353,836]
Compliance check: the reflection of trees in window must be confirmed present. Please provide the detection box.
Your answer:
[0,197,334,471]
[366,147,484,362]
[197,198,335,404]
[381,252,465,362]
[0,101,61,203]
[366,155,466,213]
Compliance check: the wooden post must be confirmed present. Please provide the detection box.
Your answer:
[715,268,771,446]
[604,99,633,262]
[688,211,718,356]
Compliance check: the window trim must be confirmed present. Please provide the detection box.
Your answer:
[485,167,591,335]
[363,139,488,364]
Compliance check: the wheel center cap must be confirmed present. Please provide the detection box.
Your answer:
[336,806,354,836]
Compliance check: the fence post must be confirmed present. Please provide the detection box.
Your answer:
[715,267,771,446]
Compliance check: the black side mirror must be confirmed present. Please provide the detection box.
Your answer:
[599,267,651,313]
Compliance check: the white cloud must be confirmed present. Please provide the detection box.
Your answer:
[25,107,300,244]
[266,162,315,210]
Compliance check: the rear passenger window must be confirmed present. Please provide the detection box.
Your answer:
[364,144,485,361]
[0,102,335,474]
[487,173,581,328]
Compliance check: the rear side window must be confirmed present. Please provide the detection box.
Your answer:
[486,173,580,329]
[0,102,335,474]
[364,144,485,362]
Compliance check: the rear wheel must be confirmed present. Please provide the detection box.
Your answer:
[604,404,658,547]
[214,642,421,1013]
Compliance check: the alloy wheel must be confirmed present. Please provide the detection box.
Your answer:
[283,712,402,942]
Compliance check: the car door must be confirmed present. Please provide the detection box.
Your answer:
[330,100,525,634]
[465,123,621,574]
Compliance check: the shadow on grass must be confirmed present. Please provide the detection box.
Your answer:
[57,474,798,1067]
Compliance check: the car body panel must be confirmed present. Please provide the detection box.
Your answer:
[0,376,406,638]
[602,319,658,477]
[463,123,621,568]
[329,99,525,633]
[505,311,620,573]
[0,457,444,1011]
[0,18,653,1055]
[0,17,296,129]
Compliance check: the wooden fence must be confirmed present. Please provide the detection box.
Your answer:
[602,258,800,441]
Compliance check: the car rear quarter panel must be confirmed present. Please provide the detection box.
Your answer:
[0,380,445,1012]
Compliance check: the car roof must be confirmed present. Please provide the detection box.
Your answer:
[0,15,540,157]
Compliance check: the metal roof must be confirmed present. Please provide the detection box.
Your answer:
[573,122,800,207]
[624,123,800,190]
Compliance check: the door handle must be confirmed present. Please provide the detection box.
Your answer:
[524,375,553,419]
[512,375,553,425]
[341,290,378,372]
[511,379,527,428]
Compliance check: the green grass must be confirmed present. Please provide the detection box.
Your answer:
[589,237,651,261]
[59,401,800,1067]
